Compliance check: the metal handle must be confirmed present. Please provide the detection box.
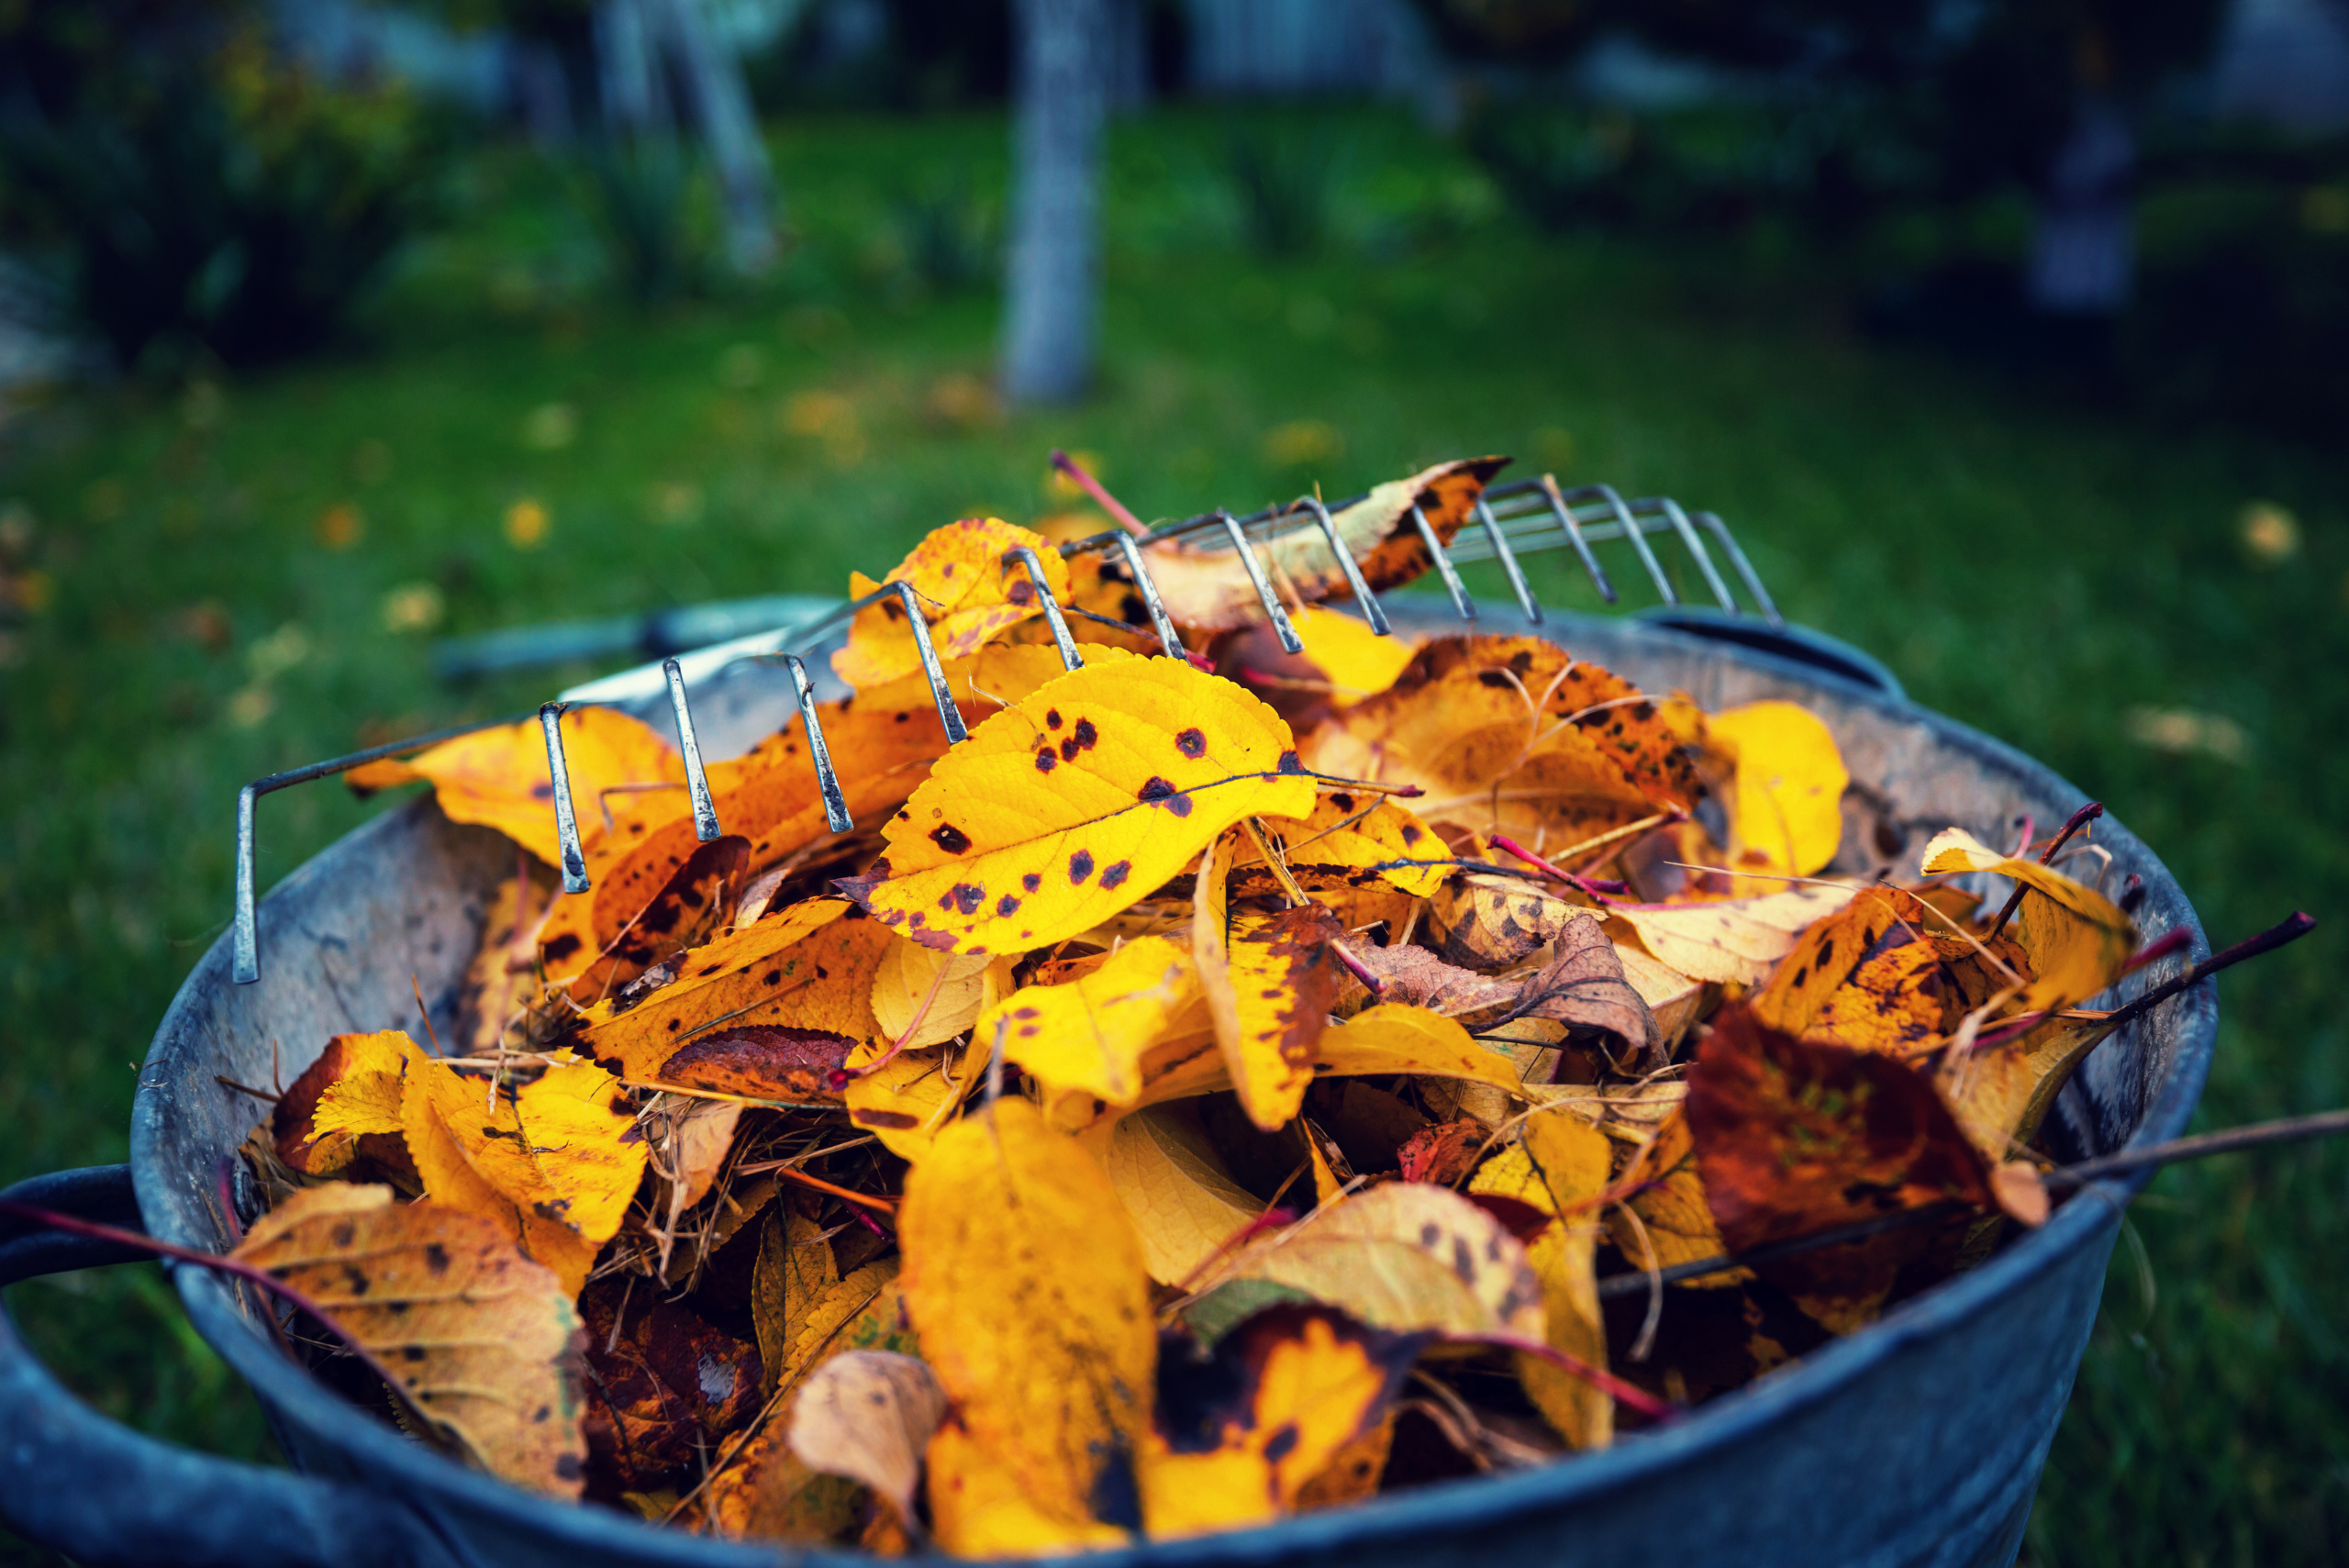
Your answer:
[0,1167,450,1568]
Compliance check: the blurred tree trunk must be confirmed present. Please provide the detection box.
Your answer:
[1003,0,1110,405]
[2025,95,2135,315]
[642,0,782,273]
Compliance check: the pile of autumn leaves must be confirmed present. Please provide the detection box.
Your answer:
[229,459,2143,1556]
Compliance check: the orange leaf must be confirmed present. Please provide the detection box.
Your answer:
[831,518,1071,691]
[1194,828,1347,1130]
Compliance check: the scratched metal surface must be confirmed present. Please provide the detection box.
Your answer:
[26,603,2211,1568]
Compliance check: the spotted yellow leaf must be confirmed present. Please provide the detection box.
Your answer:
[843,658,1316,955]
[833,518,1073,691]
[1195,827,1347,1131]
[1920,827,2136,1013]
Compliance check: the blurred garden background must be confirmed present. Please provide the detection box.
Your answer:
[0,0,2344,1562]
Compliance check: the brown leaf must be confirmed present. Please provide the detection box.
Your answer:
[579,1277,763,1485]
[1497,914,1662,1067]
[564,835,749,1003]
[229,1184,588,1497]
[1347,943,1521,1028]
[659,1027,854,1101]
[787,1351,950,1529]
[1195,828,1348,1130]
[1093,458,1507,633]
[271,1030,417,1188]
[1687,1006,1997,1329]
[1426,873,1584,970]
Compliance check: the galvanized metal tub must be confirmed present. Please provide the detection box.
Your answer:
[0,602,2214,1568]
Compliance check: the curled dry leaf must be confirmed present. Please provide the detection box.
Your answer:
[842,658,1317,956]
[1426,873,1586,971]
[562,834,748,1004]
[1143,1305,1429,1538]
[833,518,1073,691]
[1093,458,1507,633]
[659,1026,855,1101]
[347,705,681,874]
[1920,828,2135,1012]
[787,1351,951,1529]
[901,1099,1156,1549]
[228,1184,588,1497]
[279,1029,418,1183]
[1749,886,1935,1039]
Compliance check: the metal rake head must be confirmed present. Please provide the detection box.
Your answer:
[230,471,1772,981]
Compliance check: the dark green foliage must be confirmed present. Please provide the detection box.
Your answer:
[1225,125,1354,256]
[576,134,715,306]
[0,7,443,373]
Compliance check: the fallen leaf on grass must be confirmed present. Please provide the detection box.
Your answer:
[228,1183,587,1497]
[842,658,1316,955]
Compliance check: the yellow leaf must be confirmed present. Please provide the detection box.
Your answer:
[985,933,1210,1111]
[1520,1223,1610,1451]
[871,938,1013,1050]
[1920,828,2136,1012]
[1240,790,1448,899]
[1936,1017,2115,1165]
[1611,883,1858,986]
[1310,1005,1531,1097]
[705,1429,865,1544]
[1607,1109,1740,1287]
[1303,636,1696,847]
[1196,828,1351,1131]
[400,1056,645,1296]
[1469,1104,1612,1218]
[1704,700,1850,877]
[832,518,1073,691]
[842,1043,964,1161]
[1749,886,1933,1038]
[926,1417,1130,1557]
[899,1100,1154,1534]
[230,1184,586,1496]
[843,658,1316,955]
[577,900,891,1080]
[347,706,680,873]
[752,1208,840,1396]
[1288,606,1419,706]
[1141,1307,1422,1539]
[307,1029,419,1144]
[1219,1182,1545,1341]
[1103,1106,1265,1285]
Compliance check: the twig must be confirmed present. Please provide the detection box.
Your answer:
[1050,450,1149,538]
[215,1075,281,1104]
[1491,834,1622,904]
[2095,912,2315,1034]
[1988,802,2103,938]
[1596,1100,2349,1296]
[1464,1331,1676,1421]
[774,1166,898,1216]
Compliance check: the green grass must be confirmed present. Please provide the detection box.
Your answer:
[0,106,2343,1565]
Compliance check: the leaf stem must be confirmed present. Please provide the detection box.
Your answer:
[0,1200,417,1401]
[1049,450,1149,538]
[1987,802,2103,938]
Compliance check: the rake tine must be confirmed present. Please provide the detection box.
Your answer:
[1697,511,1782,628]
[1588,484,1676,606]
[230,714,538,982]
[1538,474,1616,604]
[1651,496,1737,612]
[1473,497,1542,624]
[1217,511,1303,654]
[783,654,853,834]
[661,660,724,842]
[1003,546,1084,671]
[1296,495,1390,635]
[876,581,970,744]
[1103,531,1186,659]
[1408,504,1475,620]
[540,703,591,894]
